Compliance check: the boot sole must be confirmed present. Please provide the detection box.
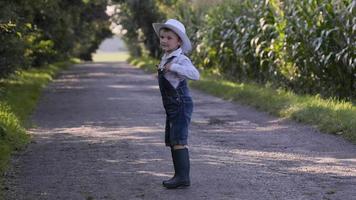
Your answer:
[163,182,190,189]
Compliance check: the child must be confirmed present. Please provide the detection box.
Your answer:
[152,19,200,189]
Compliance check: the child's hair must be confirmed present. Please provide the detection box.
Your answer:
[160,27,173,33]
[159,27,181,41]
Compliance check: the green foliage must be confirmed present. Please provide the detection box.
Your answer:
[0,0,111,78]
[0,102,28,171]
[0,2,27,77]
[193,0,355,100]
[283,0,355,98]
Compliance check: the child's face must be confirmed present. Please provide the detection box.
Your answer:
[159,29,181,53]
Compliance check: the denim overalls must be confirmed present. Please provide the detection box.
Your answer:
[158,56,193,146]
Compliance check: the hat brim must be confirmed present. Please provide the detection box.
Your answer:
[152,23,192,54]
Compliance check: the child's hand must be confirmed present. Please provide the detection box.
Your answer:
[164,63,172,72]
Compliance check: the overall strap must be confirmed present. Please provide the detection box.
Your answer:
[165,56,176,66]
[158,56,176,72]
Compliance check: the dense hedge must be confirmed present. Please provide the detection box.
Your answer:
[115,0,355,100]
[0,0,111,78]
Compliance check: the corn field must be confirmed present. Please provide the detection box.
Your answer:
[189,0,355,100]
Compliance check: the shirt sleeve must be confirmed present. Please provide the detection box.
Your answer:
[169,56,200,80]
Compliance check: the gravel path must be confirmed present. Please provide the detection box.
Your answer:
[3,62,356,200]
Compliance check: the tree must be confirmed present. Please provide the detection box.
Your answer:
[0,0,111,78]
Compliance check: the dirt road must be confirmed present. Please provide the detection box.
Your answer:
[4,62,356,200]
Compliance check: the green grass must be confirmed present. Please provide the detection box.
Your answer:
[127,55,159,73]
[129,56,356,143]
[0,60,73,172]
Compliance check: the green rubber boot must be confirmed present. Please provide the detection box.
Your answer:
[162,148,190,189]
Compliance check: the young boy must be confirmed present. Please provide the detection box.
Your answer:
[152,19,200,189]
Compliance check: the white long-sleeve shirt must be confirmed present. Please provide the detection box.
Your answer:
[158,48,200,88]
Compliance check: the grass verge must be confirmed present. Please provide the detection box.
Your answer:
[0,60,74,172]
[129,56,356,143]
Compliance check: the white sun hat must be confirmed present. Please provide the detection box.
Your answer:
[152,19,192,54]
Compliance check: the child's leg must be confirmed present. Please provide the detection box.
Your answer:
[173,144,187,150]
